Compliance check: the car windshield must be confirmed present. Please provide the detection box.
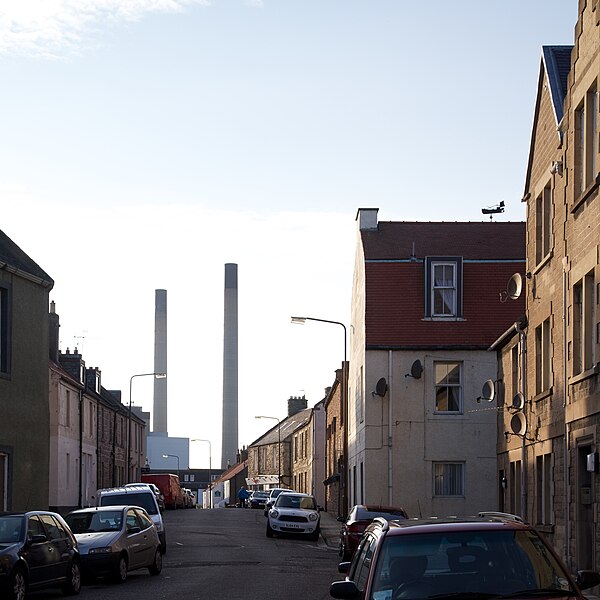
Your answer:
[66,511,123,533]
[254,492,269,498]
[100,493,157,515]
[0,516,24,543]
[275,495,316,510]
[369,529,575,600]
[356,508,406,521]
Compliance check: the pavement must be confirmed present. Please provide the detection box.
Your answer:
[319,510,342,552]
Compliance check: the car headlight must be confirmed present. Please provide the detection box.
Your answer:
[271,509,279,519]
[309,513,318,522]
[88,547,112,554]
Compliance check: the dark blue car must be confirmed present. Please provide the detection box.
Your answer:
[0,510,81,600]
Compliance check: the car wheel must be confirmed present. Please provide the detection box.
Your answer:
[266,520,274,538]
[113,555,128,584]
[309,527,320,542]
[8,567,27,600]
[61,560,82,596]
[148,547,163,576]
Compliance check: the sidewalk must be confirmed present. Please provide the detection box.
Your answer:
[319,509,342,552]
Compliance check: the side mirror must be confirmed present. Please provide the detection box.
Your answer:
[337,516,346,523]
[318,506,323,512]
[338,561,351,574]
[576,570,600,590]
[330,580,360,599]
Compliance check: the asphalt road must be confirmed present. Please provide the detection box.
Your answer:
[30,507,341,600]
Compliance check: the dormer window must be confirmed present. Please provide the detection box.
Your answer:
[425,257,463,318]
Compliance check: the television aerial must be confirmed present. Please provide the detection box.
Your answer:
[481,201,505,220]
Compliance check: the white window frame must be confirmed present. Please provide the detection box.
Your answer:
[434,361,463,413]
[431,262,457,317]
[433,462,464,497]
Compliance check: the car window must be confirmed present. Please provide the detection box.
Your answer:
[0,516,24,543]
[352,533,377,593]
[39,514,63,541]
[27,515,45,539]
[101,492,158,515]
[135,509,154,530]
[126,509,139,530]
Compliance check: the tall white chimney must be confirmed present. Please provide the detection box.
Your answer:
[221,264,238,468]
[153,289,168,434]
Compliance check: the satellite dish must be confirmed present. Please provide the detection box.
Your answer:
[375,377,388,397]
[507,273,523,300]
[512,393,525,410]
[410,360,423,379]
[510,412,527,436]
[481,379,495,402]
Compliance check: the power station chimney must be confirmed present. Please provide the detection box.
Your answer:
[221,264,238,468]
[153,289,168,435]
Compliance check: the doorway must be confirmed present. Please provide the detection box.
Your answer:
[576,442,594,570]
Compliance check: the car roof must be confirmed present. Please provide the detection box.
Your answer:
[373,514,532,536]
[97,485,154,494]
[67,506,135,514]
[278,491,313,498]
[0,510,62,518]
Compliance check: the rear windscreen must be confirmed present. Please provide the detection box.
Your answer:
[100,492,157,515]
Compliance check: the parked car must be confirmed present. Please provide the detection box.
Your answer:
[338,504,408,561]
[182,488,196,508]
[0,510,81,600]
[263,487,295,516]
[95,485,166,553]
[266,492,320,541]
[126,482,165,512]
[330,511,600,600]
[249,490,270,510]
[65,505,162,583]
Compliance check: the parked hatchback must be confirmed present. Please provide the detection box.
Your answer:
[65,505,162,583]
[330,512,600,599]
[338,505,408,561]
[0,510,81,600]
[266,492,320,540]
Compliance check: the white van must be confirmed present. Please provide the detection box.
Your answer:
[96,484,166,553]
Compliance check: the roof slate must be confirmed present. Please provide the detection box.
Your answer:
[0,229,53,285]
[250,408,313,447]
[361,222,525,261]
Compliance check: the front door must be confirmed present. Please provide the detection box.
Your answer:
[576,443,594,570]
[26,516,55,585]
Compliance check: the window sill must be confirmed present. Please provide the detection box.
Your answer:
[533,387,553,403]
[433,411,465,416]
[532,250,553,275]
[422,317,466,322]
[571,175,600,213]
[569,363,600,386]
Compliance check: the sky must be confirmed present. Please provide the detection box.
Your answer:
[0,0,578,469]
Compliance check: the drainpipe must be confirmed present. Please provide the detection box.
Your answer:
[562,256,570,565]
[79,390,83,508]
[515,320,527,521]
[388,351,393,505]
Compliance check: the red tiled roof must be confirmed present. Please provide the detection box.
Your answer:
[365,262,526,348]
[361,221,525,261]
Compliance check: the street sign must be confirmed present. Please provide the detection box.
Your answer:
[246,475,279,486]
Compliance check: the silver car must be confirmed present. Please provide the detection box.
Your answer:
[65,505,162,584]
[266,492,320,540]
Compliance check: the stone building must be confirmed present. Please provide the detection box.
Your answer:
[498,0,600,571]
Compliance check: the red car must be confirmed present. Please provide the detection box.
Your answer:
[331,512,600,600]
[338,505,408,561]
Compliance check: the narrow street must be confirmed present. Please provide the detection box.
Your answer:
[30,508,341,600]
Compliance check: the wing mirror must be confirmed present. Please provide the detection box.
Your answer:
[330,580,360,599]
[576,570,600,590]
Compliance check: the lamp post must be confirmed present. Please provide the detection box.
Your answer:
[291,315,347,515]
[191,439,212,508]
[255,416,281,486]
[128,372,166,482]
[162,453,180,480]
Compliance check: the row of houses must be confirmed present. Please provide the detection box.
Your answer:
[239,2,599,574]
[0,230,146,512]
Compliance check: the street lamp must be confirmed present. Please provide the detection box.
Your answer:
[291,315,348,514]
[162,454,180,479]
[255,415,281,486]
[191,439,212,508]
[128,372,166,481]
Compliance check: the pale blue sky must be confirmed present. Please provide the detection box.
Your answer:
[0,1,578,467]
